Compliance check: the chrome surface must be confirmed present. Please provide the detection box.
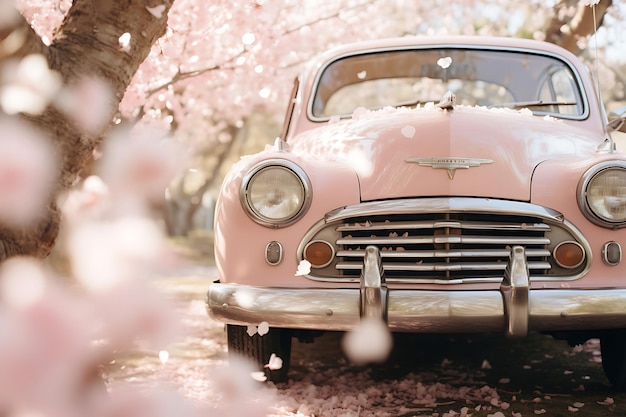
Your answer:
[207,283,626,333]
[500,246,530,337]
[324,198,565,223]
[435,90,456,110]
[359,246,388,321]
[405,157,493,180]
[239,158,312,228]
[298,198,591,283]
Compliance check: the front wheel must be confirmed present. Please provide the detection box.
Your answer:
[226,324,292,383]
[600,329,626,390]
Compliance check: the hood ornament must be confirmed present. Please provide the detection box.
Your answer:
[405,157,493,179]
[435,91,456,110]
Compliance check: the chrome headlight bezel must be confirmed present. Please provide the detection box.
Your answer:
[577,161,626,229]
[240,159,312,228]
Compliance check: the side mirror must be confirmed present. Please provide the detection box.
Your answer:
[608,105,626,133]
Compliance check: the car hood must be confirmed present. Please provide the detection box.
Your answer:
[289,105,600,202]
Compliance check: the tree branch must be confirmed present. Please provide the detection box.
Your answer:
[546,0,613,54]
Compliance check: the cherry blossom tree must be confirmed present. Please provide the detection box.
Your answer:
[2,0,622,251]
[0,0,176,260]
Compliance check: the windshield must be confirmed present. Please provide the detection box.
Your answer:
[311,47,585,120]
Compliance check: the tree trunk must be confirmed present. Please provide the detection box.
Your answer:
[0,0,174,261]
[546,0,613,54]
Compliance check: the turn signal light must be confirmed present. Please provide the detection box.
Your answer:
[553,241,585,269]
[304,240,334,268]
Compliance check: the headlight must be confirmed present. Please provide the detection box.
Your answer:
[578,161,626,228]
[240,159,311,227]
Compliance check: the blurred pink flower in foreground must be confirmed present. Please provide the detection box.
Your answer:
[59,175,111,223]
[0,258,103,416]
[0,54,62,115]
[211,356,273,417]
[97,129,187,210]
[0,118,58,227]
[66,216,170,289]
[342,317,393,365]
[55,76,115,134]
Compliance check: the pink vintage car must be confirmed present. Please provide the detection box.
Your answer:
[206,35,626,385]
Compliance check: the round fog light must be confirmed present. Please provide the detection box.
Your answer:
[304,240,335,268]
[554,241,585,269]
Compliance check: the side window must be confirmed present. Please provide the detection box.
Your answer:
[539,67,582,115]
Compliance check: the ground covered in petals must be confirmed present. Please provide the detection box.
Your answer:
[105,244,626,417]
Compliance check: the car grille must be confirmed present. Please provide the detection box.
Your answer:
[299,199,590,284]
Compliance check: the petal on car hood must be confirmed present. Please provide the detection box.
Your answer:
[289,105,599,202]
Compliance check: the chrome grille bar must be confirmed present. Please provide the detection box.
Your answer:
[336,261,551,272]
[337,235,550,246]
[337,249,551,258]
[337,220,551,232]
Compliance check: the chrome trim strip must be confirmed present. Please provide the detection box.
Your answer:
[335,261,551,272]
[207,284,626,333]
[336,235,550,246]
[324,198,565,223]
[336,248,551,259]
[337,220,552,232]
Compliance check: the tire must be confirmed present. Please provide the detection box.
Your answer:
[600,329,626,390]
[226,324,292,383]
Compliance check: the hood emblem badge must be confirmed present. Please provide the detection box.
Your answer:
[405,157,493,179]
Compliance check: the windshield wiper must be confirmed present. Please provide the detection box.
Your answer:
[490,100,578,110]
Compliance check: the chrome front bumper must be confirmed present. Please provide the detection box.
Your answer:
[206,246,626,336]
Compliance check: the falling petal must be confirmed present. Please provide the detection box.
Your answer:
[118,32,131,52]
[437,56,452,69]
[146,4,166,18]
[158,350,169,364]
[257,321,270,336]
[295,260,311,276]
[401,125,416,138]
[265,353,283,370]
[250,371,267,382]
